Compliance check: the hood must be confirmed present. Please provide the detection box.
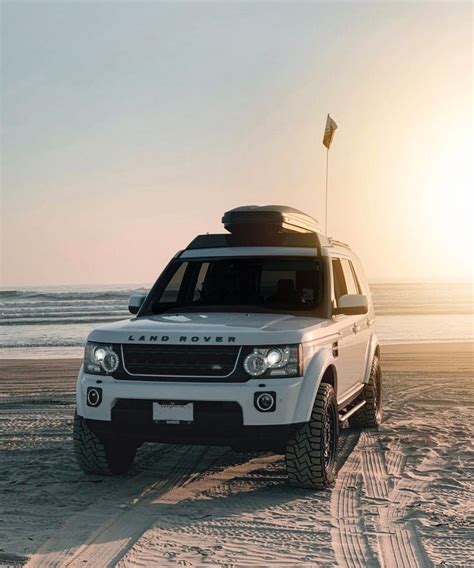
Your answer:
[88,312,334,346]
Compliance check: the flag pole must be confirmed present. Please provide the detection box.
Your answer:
[322,113,337,236]
[325,147,329,236]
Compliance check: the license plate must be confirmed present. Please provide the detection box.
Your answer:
[153,402,193,424]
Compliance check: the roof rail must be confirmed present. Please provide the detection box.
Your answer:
[327,237,351,250]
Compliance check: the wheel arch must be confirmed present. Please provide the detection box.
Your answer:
[292,346,338,423]
[320,364,338,396]
[76,365,86,417]
[363,333,380,384]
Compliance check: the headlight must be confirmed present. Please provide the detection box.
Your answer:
[243,345,301,378]
[84,342,120,375]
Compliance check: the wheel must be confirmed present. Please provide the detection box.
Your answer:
[349,355,383,428]
[285,383,339,489]
[73,412,137,475]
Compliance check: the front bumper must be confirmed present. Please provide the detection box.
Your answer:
[76,368,306,427]
[85,414,303,451]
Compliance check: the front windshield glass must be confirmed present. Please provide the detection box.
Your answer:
[142,257,323,316]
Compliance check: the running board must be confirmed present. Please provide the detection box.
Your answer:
[338,400,366,422]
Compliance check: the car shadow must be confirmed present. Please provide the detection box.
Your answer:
[23,427,360,565]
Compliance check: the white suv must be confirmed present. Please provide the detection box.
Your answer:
[74,206,382,489]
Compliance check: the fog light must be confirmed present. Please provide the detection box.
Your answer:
[254,391,276,412]
[87,387,102,407]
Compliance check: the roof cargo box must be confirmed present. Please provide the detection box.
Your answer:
[222,205,321,236]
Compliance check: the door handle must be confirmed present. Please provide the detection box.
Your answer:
[352,323,360,334]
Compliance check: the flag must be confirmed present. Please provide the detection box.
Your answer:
[323,114,338,149]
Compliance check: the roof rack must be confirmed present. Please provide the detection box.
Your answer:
[186,232,320,250]
[327,237,351,250]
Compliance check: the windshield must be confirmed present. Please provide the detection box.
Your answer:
[142,257,323,316]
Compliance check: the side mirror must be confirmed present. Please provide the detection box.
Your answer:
[128,294,146,315]
[333,294,368,316]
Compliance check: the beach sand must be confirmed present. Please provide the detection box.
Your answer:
[0,343,472,567]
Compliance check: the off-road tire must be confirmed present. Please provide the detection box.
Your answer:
[349,355,383,428]
[285,383,339,489]
[73,412,136,475]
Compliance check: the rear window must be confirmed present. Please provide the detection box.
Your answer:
[142,257,323,316]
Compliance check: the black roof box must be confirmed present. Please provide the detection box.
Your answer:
[222,205,320,235]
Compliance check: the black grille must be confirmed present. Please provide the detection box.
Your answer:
[122,344,240,377]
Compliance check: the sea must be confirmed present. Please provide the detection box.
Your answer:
[0,282,472,359]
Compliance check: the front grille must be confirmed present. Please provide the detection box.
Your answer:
[122,344,241,377]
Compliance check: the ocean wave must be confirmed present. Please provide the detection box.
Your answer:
[0,316,127,326]
[0,300,128,309]
[0,302,128,315]
[0,309,128,319]
[0,339,84,348]
[0,289,148,302]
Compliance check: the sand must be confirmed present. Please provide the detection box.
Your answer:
[0,343,473,567]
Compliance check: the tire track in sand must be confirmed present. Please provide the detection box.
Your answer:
[361,431,431,568]
[331,430,432,568]
[118,431,359,567]
[26,448,281,568]
[331,436,377,567]
[26,445,219,568]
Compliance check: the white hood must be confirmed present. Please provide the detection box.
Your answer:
[88,312,334,346]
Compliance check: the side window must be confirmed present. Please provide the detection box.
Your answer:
[332,258,347,305]
[340,259,361,295]
[159,262,188,304]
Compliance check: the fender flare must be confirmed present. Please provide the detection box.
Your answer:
[292,346,338,423]
[363,332,380,384]
[75,365,86,417]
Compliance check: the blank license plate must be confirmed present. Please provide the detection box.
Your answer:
[153,402,194,424]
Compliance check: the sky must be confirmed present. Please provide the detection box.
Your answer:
[1,1,472,287]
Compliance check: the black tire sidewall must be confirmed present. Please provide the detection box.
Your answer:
[73,412,137,475]
[321,386,339,484]
[285,383,339,489]
[373,356,383,425]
